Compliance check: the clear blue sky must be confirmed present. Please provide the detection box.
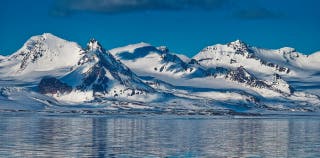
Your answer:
[0,0,319,57]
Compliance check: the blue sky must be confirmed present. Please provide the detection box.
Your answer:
[0,0,319,57]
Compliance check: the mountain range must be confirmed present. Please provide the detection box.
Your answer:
[0,33,319,115]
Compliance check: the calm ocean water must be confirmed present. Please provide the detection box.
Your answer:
[0,114,319,157]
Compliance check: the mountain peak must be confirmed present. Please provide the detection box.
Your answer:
[87,39,103,52]
[223,40,252,55]
[157,46,169,53]
[41,33,58,39]
[227,40,248,49]
[27,33,62,42]
[279,47,296,53]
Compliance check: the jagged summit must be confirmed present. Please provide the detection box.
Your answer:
[156,46,170,54]
[195,40,252,59]
[77,39,106,66]
[231,39,246,44]
[87,39,104,52]
[227,39,249,51]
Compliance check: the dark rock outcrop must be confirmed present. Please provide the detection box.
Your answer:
[39,77,72,94]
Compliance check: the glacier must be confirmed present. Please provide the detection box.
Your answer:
[0,33,320,115]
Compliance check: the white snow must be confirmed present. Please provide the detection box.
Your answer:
[53,90,94,104]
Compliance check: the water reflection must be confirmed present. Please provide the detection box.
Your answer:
[0,115,319,157]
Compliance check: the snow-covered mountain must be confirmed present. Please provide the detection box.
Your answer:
[109,41,299,97]
[49,39,157,104]
[0,33,84,82]
[0,34,319,115]
[194,40,290,76]
[193,40,320,77]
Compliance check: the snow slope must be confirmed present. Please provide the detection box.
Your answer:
[109,43,207,78]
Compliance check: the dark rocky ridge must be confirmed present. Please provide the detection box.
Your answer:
[226,66,270,89]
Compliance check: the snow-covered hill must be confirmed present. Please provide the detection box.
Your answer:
[0,34,319,115]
